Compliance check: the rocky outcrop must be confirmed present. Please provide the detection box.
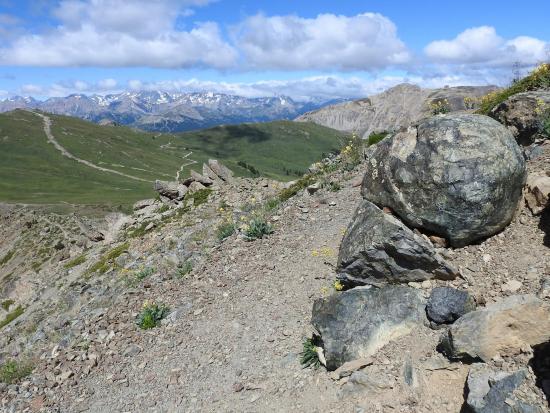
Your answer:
[465,365,541,413]
[525,173,550,215]
[311,286,426,370]
[490,91,550,145]
[426,287,475,325]
[361,114,526,247]
[337,200,457,287]
[154,160,233,201]
[296,84,496,138]
[442,295,550,362]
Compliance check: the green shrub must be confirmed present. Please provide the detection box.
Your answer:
[176,261,193,278]
[135,266,155,281]
[63,255,86,269]
[186,188,212,207]
[136,302,170,329]
[477,63,550,114]
[367,131,389,146]
[0,360,33,384]
[244,217,273,240]
[300,338,321,368]
[339,134,364,169]
[0,250,14,266]
[263,197,280,211]
[157,204,170,214]
[1,299,14,311]
[0,306,24,329]
[217,220,236,241]
[429,99,450,115]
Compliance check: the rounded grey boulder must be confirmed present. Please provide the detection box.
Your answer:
[361,114,526,247]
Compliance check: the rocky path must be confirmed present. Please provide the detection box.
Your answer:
[47,184,361,413]
[32,111,151,183]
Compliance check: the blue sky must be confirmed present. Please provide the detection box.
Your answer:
[0,0,549,100]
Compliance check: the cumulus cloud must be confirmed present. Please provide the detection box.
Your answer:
[425,26,549,67]
[233,12,410,71]
[0,0,236,68]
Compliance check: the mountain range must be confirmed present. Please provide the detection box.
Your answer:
[0,91,344,132]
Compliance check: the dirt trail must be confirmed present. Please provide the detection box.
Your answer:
[32,111,151,183]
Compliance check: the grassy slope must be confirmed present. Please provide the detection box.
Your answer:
[177,121,343,180]
[0,110,343,208]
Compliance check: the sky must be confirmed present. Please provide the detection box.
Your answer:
[0,0,549,101]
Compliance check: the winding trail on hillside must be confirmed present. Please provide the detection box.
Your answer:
[32,111,152,183]
[175,151,197,180]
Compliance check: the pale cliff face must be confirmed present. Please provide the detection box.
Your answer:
[296,83,497,137]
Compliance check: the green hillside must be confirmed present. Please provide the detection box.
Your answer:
[0,110,343,209]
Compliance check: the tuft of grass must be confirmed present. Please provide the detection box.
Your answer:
[0,250,14,266]
[157,204,170,214]
[263,197,280,212]
[186,188,212,207]
[1,299,15,311]
[216,220,236,241]
[0,306,24,329]
[63,255,86,269]
[87,242,129,275]
[0,359,33,384]
[367,131,389,146]
[300,338,321,369]
[279,175,316,202]
[244,217,274,241]
[477,63,550,114]
[136,302,170,330]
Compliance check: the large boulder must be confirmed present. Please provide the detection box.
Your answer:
[208,159,234,182]
[490,91,550,145]
[361,114,526,247]
[312,285,426,370]
[465,365,541,413]
[442,295,550,362]
[154,180,180,199]
[337,200,457,287]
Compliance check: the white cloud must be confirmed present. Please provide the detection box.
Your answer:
[425,26,548,66]
[233,12,410,71]
[0,0,236,68]
[97,78,117,89]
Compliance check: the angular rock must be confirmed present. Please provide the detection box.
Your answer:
[337,200,458,287]
[442,295,550,361]
[133,198,156,211]
[465,364,541,413]
[312,285,427,370]
[525,173,550,215]
[187,181,206,194]
[361,114,526,247]
[176,184,188,200]
[154,180,180,200]
[208,159,234,182]
[182,170,213,187]
[426,287,475,325]
[490,90,550,145]
[202,163,223,184]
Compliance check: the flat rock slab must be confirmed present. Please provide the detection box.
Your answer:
[312,285,427,370]
[361,114,526,247]
[466,364,542,413]
[443,294,550,362]
[337,200,457,286]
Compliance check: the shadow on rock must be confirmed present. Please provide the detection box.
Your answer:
[539,208,550,248]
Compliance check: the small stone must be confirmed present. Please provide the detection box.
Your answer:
[482,254,492,263]
[233,382,244,392]
[426,287,475,325]
[329,201,337,206]
[502,280,522,293]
